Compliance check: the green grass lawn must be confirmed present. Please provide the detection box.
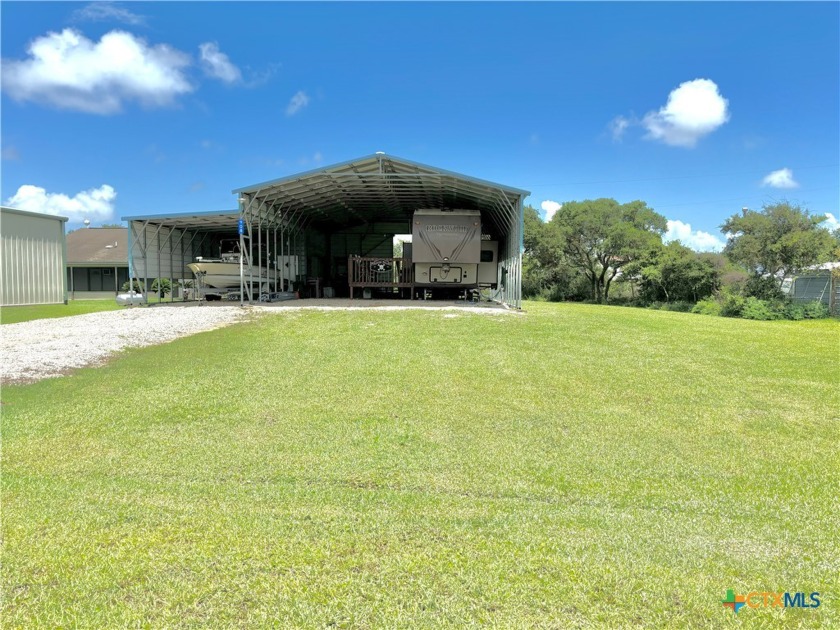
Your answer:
[2,302,838,627]
[0,299,123,325]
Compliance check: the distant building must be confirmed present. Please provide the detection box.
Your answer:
[1,206,68,306]
[66,227,129,298]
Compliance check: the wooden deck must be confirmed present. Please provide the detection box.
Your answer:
[348,256,414,299]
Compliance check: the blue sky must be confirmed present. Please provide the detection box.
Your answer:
[2,1,838,250]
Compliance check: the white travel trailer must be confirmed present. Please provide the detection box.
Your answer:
[410,209,499,292]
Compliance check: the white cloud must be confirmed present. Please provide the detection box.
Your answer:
[541,200,562,222]
[199,42,241,84]
[642,79,730,148]
[609,116,629,141]
[822,213,840,232]
[313,151,323,164]
[1,29,192,114]
[664,219,725,252]
[72,2,146,26]
[285,90,310,116]
[6,184,117,221]
[761,167,799,189]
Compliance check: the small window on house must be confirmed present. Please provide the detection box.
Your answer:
[103,269,113,275]
[480,250,494,263]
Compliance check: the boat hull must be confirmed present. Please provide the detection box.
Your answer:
[188,261,268,289]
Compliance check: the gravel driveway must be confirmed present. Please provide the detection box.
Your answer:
[1,305,248,384]
[2,300,515,385]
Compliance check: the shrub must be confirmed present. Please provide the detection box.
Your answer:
[743,275,785,300]
[720,293,746,318]
[645,301,694,313]
[803,301,830,319]
[121,280,143,292]
[741,297,781,321]
[692,298,722,316]
[784,302,806,321]
[151,278,172,298]
[663,301,694,313]
[688,294,830,321]
[530,286,573,302]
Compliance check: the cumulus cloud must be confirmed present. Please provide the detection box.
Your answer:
[822,213,840,232]
[199,42,242,84]
[6,184,117,221]
[1,29,192,114]
[285,90,310,116]
[541,200,562,222]
[72,2,146,26]
[642,79,730,148]
[664,219,725,252]
[761,167,799,189]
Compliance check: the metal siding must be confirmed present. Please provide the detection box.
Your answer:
[792,275,832,304]
[1,208,66,306]
[128,222,200,284]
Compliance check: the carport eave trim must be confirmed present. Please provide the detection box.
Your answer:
[232,153,531,199]
[121,209,238,223]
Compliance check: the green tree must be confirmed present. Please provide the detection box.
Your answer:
[552,199,667,303]
[627,242,721,303]
[522,205,589,300]
[721,203,835,289]
[522,205,554,297]
[522,205,545,255]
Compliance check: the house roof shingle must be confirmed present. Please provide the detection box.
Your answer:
[66,228,128,265]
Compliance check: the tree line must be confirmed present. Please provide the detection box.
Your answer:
[523,200,838,316]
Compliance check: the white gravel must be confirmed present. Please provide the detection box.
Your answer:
[1,305,248,384]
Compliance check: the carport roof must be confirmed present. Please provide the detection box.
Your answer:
[121,154,530,235]
[121,209,239,232]
[233,153,530,234]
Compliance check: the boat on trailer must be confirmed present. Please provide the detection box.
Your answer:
[187,252,268,289]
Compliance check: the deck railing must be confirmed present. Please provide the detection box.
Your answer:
[348,256,413,298]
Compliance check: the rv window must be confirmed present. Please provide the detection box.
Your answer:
[480,250,494,263]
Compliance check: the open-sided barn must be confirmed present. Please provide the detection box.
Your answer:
[123,154,529,307]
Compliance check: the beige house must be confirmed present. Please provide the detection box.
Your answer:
[66,227,129,299]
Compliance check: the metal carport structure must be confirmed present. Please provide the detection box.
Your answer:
[123,153,529,308]
[233,153,529,307]
[122,210,240,298]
